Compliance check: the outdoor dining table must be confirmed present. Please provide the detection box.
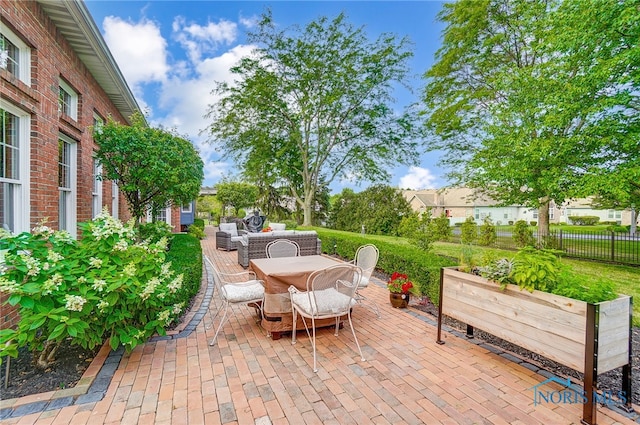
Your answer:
[249,254,345,340]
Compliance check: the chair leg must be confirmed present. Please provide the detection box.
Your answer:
[209,302,230,346]
[356,290,380,318]
[291,308,298,345]
[347,312,365,362]
[311,318,318,373]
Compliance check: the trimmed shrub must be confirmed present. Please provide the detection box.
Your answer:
[568,216,600,226]
[513,220,535,247]
[187,224,205,239]
[193,218,205,230]
[460,216,478,245]
[166,234,203,308]
[282,219,298,229]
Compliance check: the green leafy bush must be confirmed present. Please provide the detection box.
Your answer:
[315,228,456,302]
[137,221,174,243]
[512,220,535,247]
[187,224,205,240]
[478,216,497,246]
[569,216,600,226]
[165,234,202,306]
[430,214,452,242]
[193,218,205,230]
[460,216,477,244]
[282,219,298,229]
[0,210,188,367]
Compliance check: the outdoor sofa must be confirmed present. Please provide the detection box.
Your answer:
[236,230,322,268]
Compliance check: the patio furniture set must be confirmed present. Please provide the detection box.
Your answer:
[209,226,379,372]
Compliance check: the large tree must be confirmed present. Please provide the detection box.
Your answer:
[94,113,204,223]
[423,0,639,237]
[215,181,259,217]
[205,11,420,226]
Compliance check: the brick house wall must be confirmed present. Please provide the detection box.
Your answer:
[1,1,186,330]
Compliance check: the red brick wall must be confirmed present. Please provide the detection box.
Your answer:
[1,1,136,330]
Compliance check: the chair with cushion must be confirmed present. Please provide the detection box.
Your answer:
[216,222,245,251]
[352,244,380,318]
[266,239,300,258]
[288,263,365,372]
[206,256,265,346]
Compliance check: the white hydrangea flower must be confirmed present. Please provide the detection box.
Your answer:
[89,257,103,268]
[47,251,64,263]
[77,276,87,284]
[64,294,87,312]
[172,303,184,315]
[157,309,171,325]
[21,255,41,277]
[113,239,129,251]
[42,273,63,294]
[0,277,20,293]
[140,277,161,300]
[160,262,173,277]
[123,263,136,277]
[97,300,109,312]
[168,274,183,294]
[32,224,54,237]
[92,279,107,292]
[52,230,75,244]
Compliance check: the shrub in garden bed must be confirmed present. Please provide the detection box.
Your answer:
[165,234,202,308]
[0,210,191,368]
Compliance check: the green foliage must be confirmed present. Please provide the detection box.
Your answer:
[408,211,435,252]
[165,234,202,306]
[457,245,477,274]
[137,221,173,244]
[314,228,457,303]
[282,219,298,230]
[94,113,204,223]
[398,213,420,239]
[512,220,535,248]
[215,181,258,216]
[423,0,640,237]
[478,216,497,246]
[460,217,477,245]
[187,224,205,240]
[205,11,421,226]
[329,185,413,236]
[193,218,205,230]
[569,216,600,226]
[430,214,452,242]
[0,210,191,366]
[478,247,617,303]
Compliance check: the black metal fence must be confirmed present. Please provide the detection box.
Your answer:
[449,227,640,266]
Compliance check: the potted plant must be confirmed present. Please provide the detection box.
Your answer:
[387,272,419,308]
[436,247,632,425]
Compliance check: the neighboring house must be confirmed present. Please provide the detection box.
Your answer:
[404,188,632,226]
[1,0,185,234]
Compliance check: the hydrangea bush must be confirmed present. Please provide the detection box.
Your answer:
[0,209,185,367]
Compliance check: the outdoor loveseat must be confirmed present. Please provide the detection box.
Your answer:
[215,222,246,251]
[236,230,322,268]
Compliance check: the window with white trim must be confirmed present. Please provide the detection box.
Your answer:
[58,134,77,234]
[111,182,119,219]
[58,79,78,120]
[181,203,192,213]
[92,158,102,218]
[1,106,30,233]
[1,27,31,85]
[148,207,171,225]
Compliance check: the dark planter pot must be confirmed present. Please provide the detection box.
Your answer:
[389,292,409,308]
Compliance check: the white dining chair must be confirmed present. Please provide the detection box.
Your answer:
[265,239,300,258]
[352,244,380,317]
[205,256,265,346]
[289,263,365,372]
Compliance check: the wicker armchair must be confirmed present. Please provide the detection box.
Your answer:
[216,223,246,251]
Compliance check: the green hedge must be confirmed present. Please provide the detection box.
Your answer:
[315,228,456,303]
[166,234,203,308]
[193,218,205,230]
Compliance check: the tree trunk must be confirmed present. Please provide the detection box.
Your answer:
[302,201,313,227]
[537,200,550,244]
[630,206,637,237]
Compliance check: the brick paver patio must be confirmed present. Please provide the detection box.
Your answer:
[0,225,637,424]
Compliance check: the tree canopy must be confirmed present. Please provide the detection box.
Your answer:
[329,184,412,236]
[205,11,421,226]
[214,181,259,217]
[423,0,640,236]
[94,113,204,223]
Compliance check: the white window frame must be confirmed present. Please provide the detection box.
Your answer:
[92,158,102,218]
[148,207,171,225]
[58,79,78,120]
[181,203,192,213]
[0,104,30,234]
[111,182,119,219]
[0,26,31,85]
[58,134,77,235]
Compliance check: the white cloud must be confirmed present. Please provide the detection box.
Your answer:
[102,16,168,87]
[398,166,438,190]
[173,16,237,63]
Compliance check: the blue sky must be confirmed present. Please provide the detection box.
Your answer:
[84,1,447,193]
